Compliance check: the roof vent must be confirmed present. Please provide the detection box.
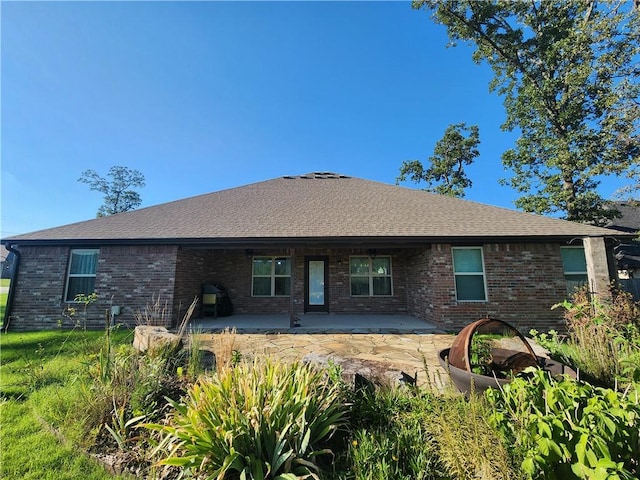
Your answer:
[289,172,347,180]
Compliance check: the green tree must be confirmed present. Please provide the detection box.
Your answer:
[78,166,146,217]
[398,123,480,197]
[414,0,640,224]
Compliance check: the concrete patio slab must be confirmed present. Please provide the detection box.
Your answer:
[189,313,444,334]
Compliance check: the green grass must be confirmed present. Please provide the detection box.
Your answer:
[0,401,124,480]
[0,329,132,479]
[0,278,9,329]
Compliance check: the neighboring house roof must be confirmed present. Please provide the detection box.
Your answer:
[615,243,640,270]
[604,201,640,270]
[1,173,625,247]
[606,201,640,234]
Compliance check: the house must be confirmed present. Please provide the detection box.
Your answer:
[0,252,11,279]
[604,201,640,299]
[605,201,640,278]
[1,172,628,332]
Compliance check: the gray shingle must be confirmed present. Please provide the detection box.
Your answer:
[2,174,621,244]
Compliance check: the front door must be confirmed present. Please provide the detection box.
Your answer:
[305,256,329,313]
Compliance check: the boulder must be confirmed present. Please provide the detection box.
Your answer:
[302,352,415,389]
[133,325,182,354]
[198,349,216,371]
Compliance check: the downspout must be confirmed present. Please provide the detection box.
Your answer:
[3,244,20,332]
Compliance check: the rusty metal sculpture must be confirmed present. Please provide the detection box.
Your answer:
[439,318,576,395]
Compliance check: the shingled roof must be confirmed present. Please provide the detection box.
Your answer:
[2,173,623,246]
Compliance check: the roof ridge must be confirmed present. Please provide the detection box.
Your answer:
[284,172,350,180]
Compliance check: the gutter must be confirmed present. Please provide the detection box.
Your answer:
[3,244,20,332]
[1,232,635,249]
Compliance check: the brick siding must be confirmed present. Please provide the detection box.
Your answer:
[6,246,70,330]
[8,245,178,330]
[96,245,178,328]
[8,242,573,332]
[421,243,567,332]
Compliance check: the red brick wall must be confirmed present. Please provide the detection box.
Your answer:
[174,247,410,318]
[96,245,178,328]
[7,246,70,330]
[327,249,409,315]
[8,245,178,330]
[406,248,432,320]
[9,242,572,332]
[419,243,567,332]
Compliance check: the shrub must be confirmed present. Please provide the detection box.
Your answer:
[348,387,442,480]
[347,383,520,480]
[548,285,640,389]
[148,357,348,479]
[430,393,521,480]
[486,368,640,479]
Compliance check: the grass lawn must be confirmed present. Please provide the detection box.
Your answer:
[0,329,132,479]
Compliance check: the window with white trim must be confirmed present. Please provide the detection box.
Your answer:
[252,256,291,296]
[65,249,99,301]
[561,246,588,293]
[350,256,392,296]
[452,247,487,302]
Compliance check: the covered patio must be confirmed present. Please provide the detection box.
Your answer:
[188,313,442,334]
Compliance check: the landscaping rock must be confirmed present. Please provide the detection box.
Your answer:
[133,325,182,354]
[199,349,216,371]
[303,352,415,389]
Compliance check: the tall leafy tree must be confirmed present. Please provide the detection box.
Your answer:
[398,123,480,197]
[78,166,146,217]
[414,0,640,223]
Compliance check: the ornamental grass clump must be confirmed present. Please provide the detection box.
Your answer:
[148,357,348,479]
[550,285,640,388]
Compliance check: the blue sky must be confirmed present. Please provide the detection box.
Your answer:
[0,1,630,238]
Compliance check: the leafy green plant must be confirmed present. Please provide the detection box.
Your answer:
[347,382,519,480]
[231,348,242,367]
[549,286,640,389]
[148,357,348,479]
[486,369,640,479]
[470,335,493,376]
[104,398,146,450]
[65,293,98,330]
[348,387,442,480]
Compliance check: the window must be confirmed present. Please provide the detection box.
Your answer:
[452,247,487,302]
[350,256,392,296]
[252,256,291,296]
[65,249,99,301]
[561,246,588,293]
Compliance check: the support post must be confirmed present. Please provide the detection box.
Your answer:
[583,236,612,301]
[289,248,297,328]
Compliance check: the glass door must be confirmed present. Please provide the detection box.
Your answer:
[305,256,329,313]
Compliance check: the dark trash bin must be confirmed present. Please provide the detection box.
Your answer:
[201,283,233,318]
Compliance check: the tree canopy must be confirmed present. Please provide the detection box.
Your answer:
[398,123,480,197]
[414,0,640,223]
[78,166,146,217]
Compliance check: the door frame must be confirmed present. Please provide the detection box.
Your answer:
[304,256,329,313]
